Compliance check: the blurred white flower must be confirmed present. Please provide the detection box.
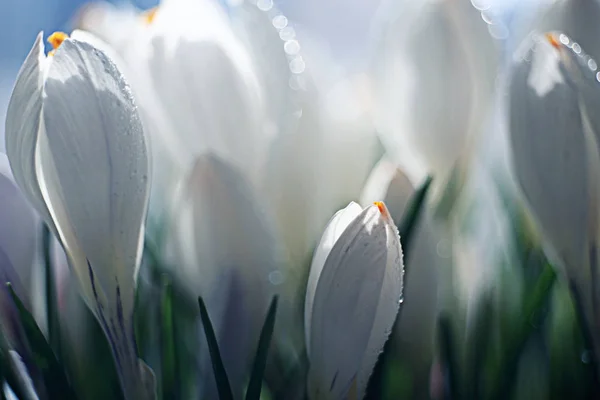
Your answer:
[371,0,498,187]
[165,153,282,396]
[305,201,404,399]
[508,32,600,340]
[4,32,154,399]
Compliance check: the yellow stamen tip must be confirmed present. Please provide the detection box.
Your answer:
[48,32,69,51]
[546,33,560,50]
[142,7,159,24]
[374,201,388,216]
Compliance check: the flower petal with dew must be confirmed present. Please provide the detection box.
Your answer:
[165,153,282,396]
[508,32,600,342]
[306,201,404,399]
[5,32,154,398]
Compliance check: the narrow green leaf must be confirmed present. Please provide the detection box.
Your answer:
[42,224,60,357]
[246,296,279,400]
[198,296,233,400]
[7,283,77,400]
[161,276,178,400]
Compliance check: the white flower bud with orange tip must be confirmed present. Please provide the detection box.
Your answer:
[305,201,404,399]
[4,32,154,399]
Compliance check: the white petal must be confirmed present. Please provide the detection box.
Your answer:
[308,203,403,399]
[4,33,57,238]
[304,201,362,355]
[509,34,589,277]
[39,38,151,398]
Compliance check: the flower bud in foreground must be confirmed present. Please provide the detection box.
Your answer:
[305,201,404,399]
[5,32,154,398]
[508,32,600,337]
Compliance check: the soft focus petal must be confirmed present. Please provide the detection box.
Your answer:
[146,0,269,182]
[304,201,362,354]
[372,0,497,185]
[166,153,282,396]
[308,203,403,399]
[509,33,591,282]
[228,0,299,137]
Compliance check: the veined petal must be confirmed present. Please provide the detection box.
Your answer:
[308,203,404,399]
[4,33,57,238]
[39,38,151,398]
[304,201,362,355]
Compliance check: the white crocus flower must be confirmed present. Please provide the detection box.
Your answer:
[508,32,600,347]
[371,0,497,187]
[165,153,282,396]
[4,32,154,398]
[305,201,404,399]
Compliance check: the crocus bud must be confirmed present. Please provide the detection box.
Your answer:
[304,201,404,399]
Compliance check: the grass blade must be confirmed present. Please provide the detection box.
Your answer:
[198,296,233,400]
[245,296,279,400]
[7,283,77,399]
